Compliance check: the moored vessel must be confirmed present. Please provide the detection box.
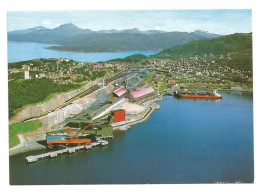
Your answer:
[174,89,223,99]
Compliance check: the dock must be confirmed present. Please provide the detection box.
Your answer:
[26,139,110,163]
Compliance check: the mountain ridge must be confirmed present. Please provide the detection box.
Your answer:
[8,23,222,52]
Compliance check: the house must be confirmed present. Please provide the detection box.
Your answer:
[167,80,176,84]
[153,77,160,81]
[39,73,46,78]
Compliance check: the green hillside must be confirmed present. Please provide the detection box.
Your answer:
[153,33,252,71]
[109,54,148,62]
[154,33,252,58]
[8,79,80,118]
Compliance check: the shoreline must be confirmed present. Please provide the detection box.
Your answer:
[9,97,163,156]
[8,89,251,156]
[113,97,162,130]
[46,46,160,54]
[9,135,47,156]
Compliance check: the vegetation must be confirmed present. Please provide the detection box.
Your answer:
[9,126,20,148]
[9,119,42,148]
[91,71,106,80]
[216,50,252,72]
[11,119,42,133]
[153,33,252,72]
[8,78,80,118]
[8,72,24,80]
[110,54,148,62]
[154,33,252,57]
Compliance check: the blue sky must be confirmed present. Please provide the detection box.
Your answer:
[7,10,252,35]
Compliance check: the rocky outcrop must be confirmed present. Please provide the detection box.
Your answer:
[13,81,98,123]
[21,84,114,141]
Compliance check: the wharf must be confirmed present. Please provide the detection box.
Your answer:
[26,138,110,163]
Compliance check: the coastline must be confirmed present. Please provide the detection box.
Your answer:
[46,46,161,54]
[9,96,163,156]
[9,88,251,157]
[9,135,47,156]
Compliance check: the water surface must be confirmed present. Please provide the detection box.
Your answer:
[8,42,158,63]
[9,92,254,184]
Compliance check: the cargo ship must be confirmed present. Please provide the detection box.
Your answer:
[174,89,223,99]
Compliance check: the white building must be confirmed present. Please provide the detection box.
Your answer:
[24,70,30,79]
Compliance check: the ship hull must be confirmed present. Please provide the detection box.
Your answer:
[175,93,222,99]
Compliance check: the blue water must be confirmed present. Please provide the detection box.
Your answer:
[8,41,158,63]
[9,92,254,184]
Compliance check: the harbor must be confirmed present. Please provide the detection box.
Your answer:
[26,137,111,163]
[9,92,254,184]
[10,68,164,159]
[10,66,225,159]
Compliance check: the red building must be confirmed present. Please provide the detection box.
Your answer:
[168,79,176,83]
[153,77,161,81]
[113,109,126,123]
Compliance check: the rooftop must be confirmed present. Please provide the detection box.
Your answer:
[114,87,127,97]
[130,86,155,99]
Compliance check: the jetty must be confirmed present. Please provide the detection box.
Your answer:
[26,138,111,163]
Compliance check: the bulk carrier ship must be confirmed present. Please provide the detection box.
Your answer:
[174,89,223,99]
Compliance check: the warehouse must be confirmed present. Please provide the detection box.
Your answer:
[129,86,156,102]
[114,87,127,97]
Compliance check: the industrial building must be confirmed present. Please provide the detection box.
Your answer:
[114,87,127,97]
[45,67,156,146]
[112,109,126,123]
[130,86,156,101]
[113,68,150,91]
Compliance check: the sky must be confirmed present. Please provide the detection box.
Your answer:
[8,9,252,35]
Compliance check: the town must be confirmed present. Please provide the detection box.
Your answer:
[8,50,252,156]
[8,52,253,92]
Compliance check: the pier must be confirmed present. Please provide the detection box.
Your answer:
[26,139,110,163]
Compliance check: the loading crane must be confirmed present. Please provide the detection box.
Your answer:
[46,123,92,145]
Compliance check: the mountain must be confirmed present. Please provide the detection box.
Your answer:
[8,23,91,43]
[192,30,220,38]
[119,28,166,34]
[8,23,221,52]
[47,31,219,52]
[8,26,47,35]
[51,23,84,33]
[154,33,252,58]
[97,29,119,33]
[96,28,165,34]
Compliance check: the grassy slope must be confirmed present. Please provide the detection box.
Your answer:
[9,120,42,148]
[8,78,81,118]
